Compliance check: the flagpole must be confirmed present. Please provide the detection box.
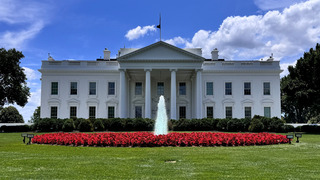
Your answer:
[157,13,161,41]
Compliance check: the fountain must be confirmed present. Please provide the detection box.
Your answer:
[154,95,168,135]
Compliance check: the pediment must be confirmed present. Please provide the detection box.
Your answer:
[117,41,205,61]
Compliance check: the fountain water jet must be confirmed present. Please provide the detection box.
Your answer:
[154,95,168,135]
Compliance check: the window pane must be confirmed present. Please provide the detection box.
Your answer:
[179,106,186,119]
[244,82,251,95]
[108,106,115,118]
[207,106,213,118]
[51,82,58,95]
[108,82,115,95]
[51,106,57,119]
[206,82,213,95]
[179,82,186,95]
[89,82,96,95]
[263,82,270,95]
[135,106,142,118]
[70,82,77,95]
[226,106,232,118]
[225,82,232,95]
[245,107,251,119]
[135,82,142,95]
[157,82,164,95]
[264,107,271,118]
[70,106,77,118]
[89,106,96,119]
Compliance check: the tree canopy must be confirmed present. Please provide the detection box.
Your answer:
[29,106,40,123]
[281,43,320,123]
[0,106,24,123]
[0,48,30,107]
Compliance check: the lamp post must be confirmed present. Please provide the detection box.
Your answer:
[295,133,302,143]
[286,134,294,144]
[21,133,27,143]
[26,134,34,145]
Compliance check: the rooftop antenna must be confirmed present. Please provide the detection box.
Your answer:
[157,13,161,41]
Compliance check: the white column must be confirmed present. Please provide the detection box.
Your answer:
[119,69,127,118]
[145,69,152,118]
[196,69,203,119]
[170,69,177,120]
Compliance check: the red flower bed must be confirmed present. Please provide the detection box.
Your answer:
[32,132,289,147]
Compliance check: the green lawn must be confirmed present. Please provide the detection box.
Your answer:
[0,133,319,179]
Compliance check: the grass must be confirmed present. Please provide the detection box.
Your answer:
[0,132,320,179]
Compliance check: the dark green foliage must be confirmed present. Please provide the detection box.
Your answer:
[0,125,30,132]
[74,118,85,130]
[0,48,30,107]
[29,106,40,123]
[78,119,93,132]
[301,125,320,133]
[217,118,229,131]
[227,118,245,132]
[248,118,264,132]
[62,119,75,132]
[55,118,64,131]
[0,106,24,123]
[283,125,295,133]
[93,119,105,131]
[35,118,56,132]
[281,43,320,123]
[269,117,285,132]
[308,114,320,124]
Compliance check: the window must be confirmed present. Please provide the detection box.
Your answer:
[206,82,213,95]
[89,106,96,119]
[135,106,142,118]
[264,107,271,118]
[245,107,252,119]
[135,82,142,95]
[225,82,232,95]
[244,82,251,95]
[108,106,115,118]
[157,82,164,95]
[207,106,214,118]
[51,82,58,95]
[89,82,96,95]
[179,106,186,119]
[50,106,57,119]
[70,106,77,119]
[226,106,232,118]
[108,82,115,95]
[70,82,77,95]
[179,82,186,95]
[263,82,270,95]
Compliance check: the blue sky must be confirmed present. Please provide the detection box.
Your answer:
[1,0,319,122]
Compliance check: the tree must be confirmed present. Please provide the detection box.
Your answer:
[29,106,40,123]
[0,48,30,107]
[281,43,320,123]
[0,106,24,123]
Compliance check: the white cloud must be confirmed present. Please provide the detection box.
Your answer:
[168,0,320,63]
[0,0,51,49]
[125,25,157,41]
[164,36,189,46]
[280,60,297,77]
[23,67,40,81]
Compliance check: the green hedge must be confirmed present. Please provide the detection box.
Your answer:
[32,116,314,133]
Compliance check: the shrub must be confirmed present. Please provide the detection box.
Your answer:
[269,117,285,132]
[55,118,65,131]
[35,118,57,132]
[227,118,244,132]
[249,118,264,132]
[109,118,125,131]
[62,119,75,132]
[93,119,105,131]
[78,119,93,132]
[74,118,85,130]
[0,106,24,123]
[217,119,228,131]
[301,125,320,133]
[0,125,30,132]
[283,125,295,133]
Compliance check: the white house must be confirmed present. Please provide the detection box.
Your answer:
[39,41,282,120]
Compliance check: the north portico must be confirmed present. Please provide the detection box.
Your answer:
[39,41,282,120]
[117,41,205,119]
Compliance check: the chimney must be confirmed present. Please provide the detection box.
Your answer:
[103,48,111,60]
[48,53,55,61]
[211,48,219,60]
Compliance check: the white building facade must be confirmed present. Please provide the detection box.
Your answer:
[39,41,282,120]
